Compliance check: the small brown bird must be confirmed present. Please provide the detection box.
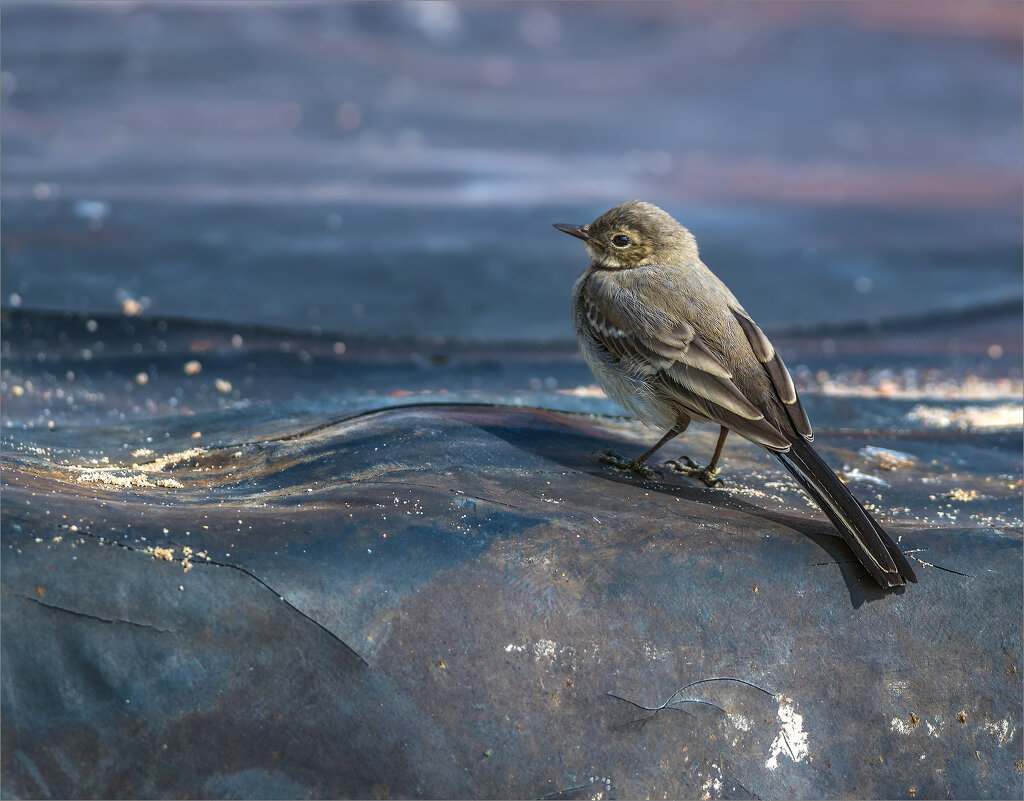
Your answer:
[555,200,916,588]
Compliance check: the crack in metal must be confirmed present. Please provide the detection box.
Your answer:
[25,595,174,633]
[61,527,370,666]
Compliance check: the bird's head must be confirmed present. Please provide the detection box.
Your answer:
[554,200,698,269]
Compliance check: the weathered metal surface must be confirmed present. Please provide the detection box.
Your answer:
[2,312,1021,799]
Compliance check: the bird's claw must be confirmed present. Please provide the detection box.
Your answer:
[599,448,657,480]
[663,455,723,488]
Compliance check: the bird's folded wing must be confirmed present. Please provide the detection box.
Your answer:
[580,292,791,450]
[731,309,812,439]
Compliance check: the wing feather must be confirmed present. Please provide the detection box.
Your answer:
[732,310,812,439]
[577,286,791,450]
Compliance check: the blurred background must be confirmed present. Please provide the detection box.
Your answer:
[2,0,1021,343]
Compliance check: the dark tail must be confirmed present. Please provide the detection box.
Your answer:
[775,435,917,588]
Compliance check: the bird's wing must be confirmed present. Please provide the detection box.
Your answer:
[580,286,791,450]
[730,308,812,439]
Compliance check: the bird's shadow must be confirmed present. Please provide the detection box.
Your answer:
[476,415,900,608]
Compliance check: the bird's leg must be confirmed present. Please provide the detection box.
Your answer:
[665,426,729,487]
[599,421,688,479]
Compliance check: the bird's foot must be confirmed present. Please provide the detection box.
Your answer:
[599,448,656,480]
[663,455,723,488]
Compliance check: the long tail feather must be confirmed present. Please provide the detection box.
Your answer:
[775,436,917,587]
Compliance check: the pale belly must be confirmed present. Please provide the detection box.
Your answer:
[576,329,699,432]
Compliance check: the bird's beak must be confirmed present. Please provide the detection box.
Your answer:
[553,223,594,243]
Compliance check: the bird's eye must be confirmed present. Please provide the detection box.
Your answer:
[611,234,632,247]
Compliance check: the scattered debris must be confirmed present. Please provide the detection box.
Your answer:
[152,546,174,561]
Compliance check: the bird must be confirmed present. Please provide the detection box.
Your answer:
[554,200,917,588]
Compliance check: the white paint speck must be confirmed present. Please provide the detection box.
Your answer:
[982,718,1017,747]
[765,696,809,770]
[642,643,672,661]
[891,716,915,735]
[700,762,724,799]
[886,678,909,698]
[533,638,557,661]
